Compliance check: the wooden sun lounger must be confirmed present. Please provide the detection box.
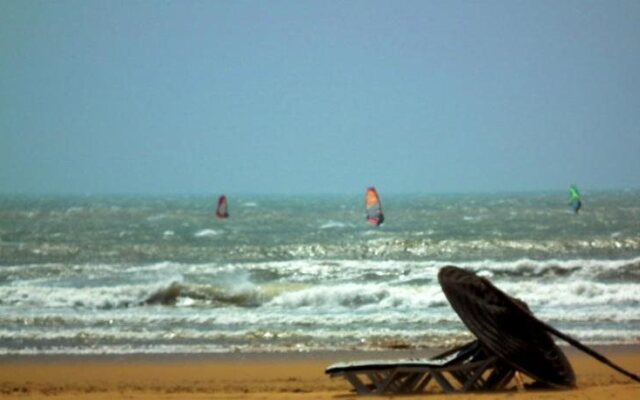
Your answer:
[325,341,516,395]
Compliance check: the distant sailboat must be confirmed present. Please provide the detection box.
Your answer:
[365,187,384,226]
[568,185,582,214]
[215,195,229,218]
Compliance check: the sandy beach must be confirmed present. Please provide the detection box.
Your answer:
[0,345,638,399]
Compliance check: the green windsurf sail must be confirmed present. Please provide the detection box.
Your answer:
[568,185,582,214]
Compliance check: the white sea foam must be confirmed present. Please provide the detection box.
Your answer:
[1,257,640,354]
[147,214,167,222]
[194,229,222,237]
[65,207,84,215]
[1,321,636,356]
[267,283,448,310]
[320,220,351,229]
[0,308,460,332]
[3,270,637,317]
[1,276,184,309]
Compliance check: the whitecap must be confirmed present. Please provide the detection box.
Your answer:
[147,214,167,222]
[267,283,446,310]
[194,229,222,238]
[476,270,494,279]
[65,207,84,215]
[320,221,350,229]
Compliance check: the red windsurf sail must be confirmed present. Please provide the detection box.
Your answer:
[365,187,384,226]
[215,195,229,218]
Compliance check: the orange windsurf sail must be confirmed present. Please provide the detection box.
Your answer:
[364,187,384,226]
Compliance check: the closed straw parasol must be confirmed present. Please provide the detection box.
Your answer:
[438,265,576,388]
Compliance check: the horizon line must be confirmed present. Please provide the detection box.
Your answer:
[1,187,638,197]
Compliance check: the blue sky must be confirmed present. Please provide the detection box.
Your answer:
[2,1,639,194]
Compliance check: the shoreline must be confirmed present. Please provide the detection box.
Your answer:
[1,345,638,399]
[1,342,638,360]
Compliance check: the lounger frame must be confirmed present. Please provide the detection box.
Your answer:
[326,341,516,395]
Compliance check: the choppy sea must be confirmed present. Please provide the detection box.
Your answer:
[0,191,639,355]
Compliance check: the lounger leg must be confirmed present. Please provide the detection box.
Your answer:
[366,371,391,394]
[461,358,496,391]
[431,371,455,393]
[396,372,427,393]
[414,373,433,392]
[343,372,371,394]
[484,364,515,390]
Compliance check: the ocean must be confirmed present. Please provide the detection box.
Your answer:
[0,191,639,355]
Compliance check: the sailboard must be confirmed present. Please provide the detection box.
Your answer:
[365,187,384,226]
[215,195,229,218]
[568,185,582,214]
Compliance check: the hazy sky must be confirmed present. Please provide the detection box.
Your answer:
[2,1,639,195]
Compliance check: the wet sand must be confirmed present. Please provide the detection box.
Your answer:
[0,346,638,399]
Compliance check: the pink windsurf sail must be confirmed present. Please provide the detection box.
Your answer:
[215,195,229,219]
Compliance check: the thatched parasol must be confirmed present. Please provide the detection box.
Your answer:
[438,265,575,388]
[438,265,640,388]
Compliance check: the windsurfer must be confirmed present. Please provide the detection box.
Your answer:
[569,185,581,214]
[365,187,384,226]
[216,195,229,218]
[376,211,384,226]
[571,199,582,214]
